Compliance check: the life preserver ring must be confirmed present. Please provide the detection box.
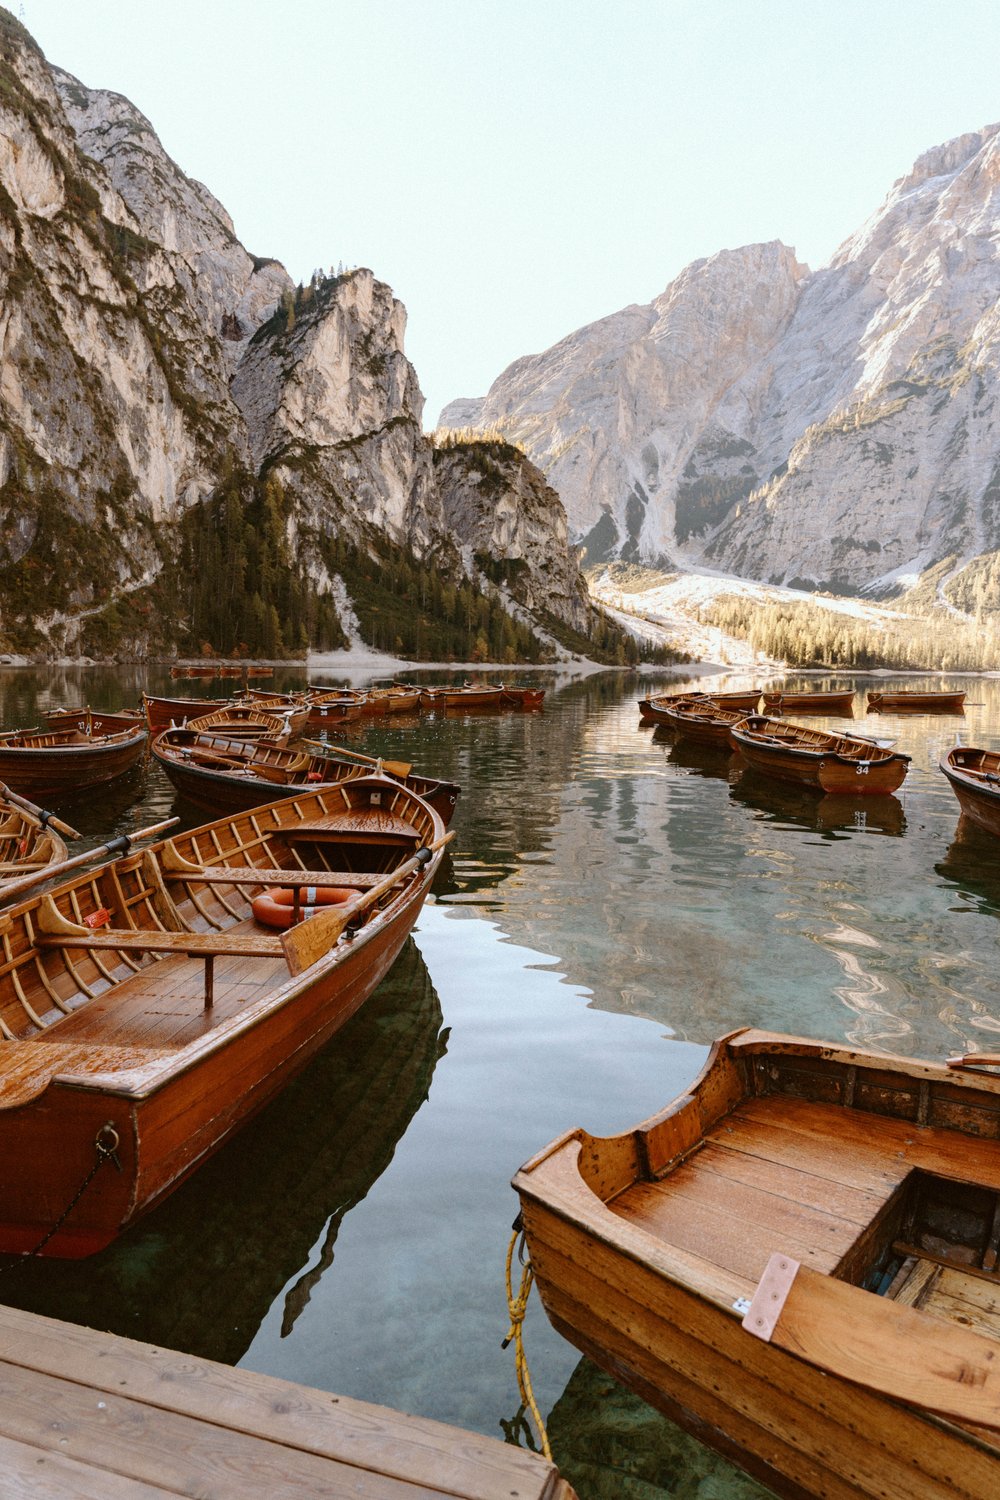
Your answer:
[252,885,355,929]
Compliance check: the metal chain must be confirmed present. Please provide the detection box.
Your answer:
[0,1123,120,1271]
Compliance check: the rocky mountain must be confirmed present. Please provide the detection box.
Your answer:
[0,9,604,662]
[442,125,1000,597]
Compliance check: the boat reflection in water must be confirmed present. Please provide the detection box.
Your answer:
[545,1357,770,1500]
[656,730,736,783]
[0,938,446,1366]
[936,815,1000,917]
[731,768,906,838]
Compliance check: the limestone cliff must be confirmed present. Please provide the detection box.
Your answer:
[0,8,597,661]
[443,124,1000,597]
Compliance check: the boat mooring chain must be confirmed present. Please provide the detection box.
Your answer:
[0,1122,121,1270]
[502,1212,552,1460]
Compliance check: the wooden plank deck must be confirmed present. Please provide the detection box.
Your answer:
[0,1305,575,1499]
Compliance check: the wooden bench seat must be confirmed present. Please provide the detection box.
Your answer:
[0,1038,174,1108]
[609,1094,1000,1294]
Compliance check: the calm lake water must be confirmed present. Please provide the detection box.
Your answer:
[2,663,998,1497]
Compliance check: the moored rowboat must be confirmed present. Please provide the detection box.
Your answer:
[639,691,760,726]
[654,701,747,747]
[514,1029,1000,1499]
[151,728,460,825]
[940,746,1000,837]
[42,706,146,736]
[869,689,967,712]
[187,705,291,744]
[730,715,909,794]
[0,774,448,1257]
[761,689,855,715]
[0,725,147,800]
[142,693,232,733]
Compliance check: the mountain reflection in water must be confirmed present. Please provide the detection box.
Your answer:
[0,939,446,1365]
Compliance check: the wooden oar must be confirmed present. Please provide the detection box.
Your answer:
[0,782,81,840]
[0,817,180,903]
[743,1252,1000,1429]
[301,738,413,779]
[281,830,454,971]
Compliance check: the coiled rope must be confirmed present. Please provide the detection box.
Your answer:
[501,1215,552,1460]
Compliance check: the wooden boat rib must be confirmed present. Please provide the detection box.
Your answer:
[514,1029,1000,1499]
[0,725,148,800]
[151,728,460,825]
[639,691,760,726]
[0,774,447,1257]
[869,689,967,713]
[761,689,855,715]
[236,691,310,737]
[730,714,909,794]
[187,706,291,744]
[940,746,1000,837]
[0,798,69,894]
[653,702,747,747]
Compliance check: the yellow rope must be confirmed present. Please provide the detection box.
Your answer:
[503,1225,552,1461]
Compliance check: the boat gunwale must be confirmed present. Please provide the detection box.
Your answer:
[2,778,446,1103]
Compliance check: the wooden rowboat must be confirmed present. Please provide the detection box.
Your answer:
[237,690,310,737]
[493,684,546,710]
[303,689,369,727]
[639,691,760,726]
[514,1029,1000,1499]
[869,690,967,712]
[419,684,505,711]
[761,689,855,715]
[0,774,448,1257]
[653,702,747,747]
[151,728,460,825]
[0,725,147,800]
[187,706,291,744]
[142,693,232,733]
[941,746,1000,837]
[730,715,909,794]
[42,706,146,736]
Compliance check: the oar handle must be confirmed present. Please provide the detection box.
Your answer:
[301,737,377,765]
[0,781,81,840]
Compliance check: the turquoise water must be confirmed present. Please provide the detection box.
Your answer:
[0,664,996,1497]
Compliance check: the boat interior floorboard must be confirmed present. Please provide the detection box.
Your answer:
[609,1094,1000,1291]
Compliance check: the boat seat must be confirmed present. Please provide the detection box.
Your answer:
[0,1038,174,1109]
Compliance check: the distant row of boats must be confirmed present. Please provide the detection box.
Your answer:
[640,686,968,723]
[640,687,1000,813]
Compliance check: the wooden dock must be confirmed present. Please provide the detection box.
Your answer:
[0,1304,575,1498]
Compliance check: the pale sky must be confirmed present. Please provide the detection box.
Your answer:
[22,0,1000,425]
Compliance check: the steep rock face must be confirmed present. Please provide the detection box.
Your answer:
[443,124,1000,591]
[0,8,591,657]
[52,67,290,373]
[442,243,807,563]
[433,442,591,632]
[232,268,445,554]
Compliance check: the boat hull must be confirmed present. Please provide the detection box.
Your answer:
[154,738,459,826]
[515,1033,1000,1499]
[761,691,855,715]
[0,731,147,800]
[869,691,966,712]
[731,718,909,794]
[941,749,1000,837]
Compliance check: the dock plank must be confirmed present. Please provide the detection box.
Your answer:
[0,1306,568,1500]
[0,1431,174,1498]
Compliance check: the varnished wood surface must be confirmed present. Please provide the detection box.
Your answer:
[941,747,1000,837]
[731,715,909,793]
[0,1304,574,1500]
[515,1031,1000,1498]
[0,776,446,1254]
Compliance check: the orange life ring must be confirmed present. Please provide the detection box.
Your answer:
[251,885,355,929]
